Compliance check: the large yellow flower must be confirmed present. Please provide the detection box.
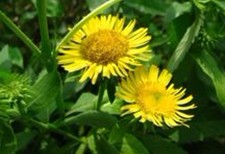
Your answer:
[116,65,196,127]
[57,15,151,84]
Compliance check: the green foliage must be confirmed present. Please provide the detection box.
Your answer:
[120,133,149,154]
[0,118,17,154]
[0,0,225,153]
[193,50,225,107]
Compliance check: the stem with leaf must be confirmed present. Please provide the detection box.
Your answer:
[36,0,53,71]
[0,10,42,56]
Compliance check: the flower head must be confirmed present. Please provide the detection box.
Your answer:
[57,15,151,84]
[0,74,31,100]
[116,65,196,127]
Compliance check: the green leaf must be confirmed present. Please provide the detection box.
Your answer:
[141,135,187,154]
[63,111,117,129]
[27,71,61,121]
[165,2,192,24]
[193,0,210,10]
[0,45,11,71]
[101,99,123,115]
[193,50,225,107]
[31,0,63,17]
[108,125,125,145]
[120,133,149,154]
[167,12,203,72]
[123,0,167,16]
[0,120,17,154]
[87,134,119,154]
[0,45,23,71]
[46,0,63,17]
[66,93,98,116]
[169,107,225,143]
[86,0,108,11]
[96,135,119,154]
[16,130,37,151]
[212,0,225,12]
[75,143,87,154]
[87,135,97,154]
[8,46,23,68]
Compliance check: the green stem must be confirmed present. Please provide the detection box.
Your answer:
[56,0,122,51]
[48,124,84,143]
[36,0,53,71]
[0,10,42,56]
[28,118,83,143]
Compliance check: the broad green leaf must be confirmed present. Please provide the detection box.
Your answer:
[108,125,125,145]
[63,111,117,129]
[0,120,17,154]
[193,50,225,107]
[27,71,61,121]
[165,2,192,24]
[123,0,167,16]
[66,93,98,116]
[101,99,123,115]
[120,133,149,154]
[167,13,203,72]
[141,135,187,154]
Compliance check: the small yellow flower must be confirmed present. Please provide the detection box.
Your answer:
[57,15,151,84]
[116,65,196,127]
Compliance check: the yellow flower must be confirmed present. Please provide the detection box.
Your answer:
[116,65,196,127]
[57,15,151,84]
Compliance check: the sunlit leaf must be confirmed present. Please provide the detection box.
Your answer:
[66,93,98,116]
[100,99,123,115]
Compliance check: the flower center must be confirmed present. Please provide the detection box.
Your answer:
[80,30,129,64]
[136,83,176,115]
